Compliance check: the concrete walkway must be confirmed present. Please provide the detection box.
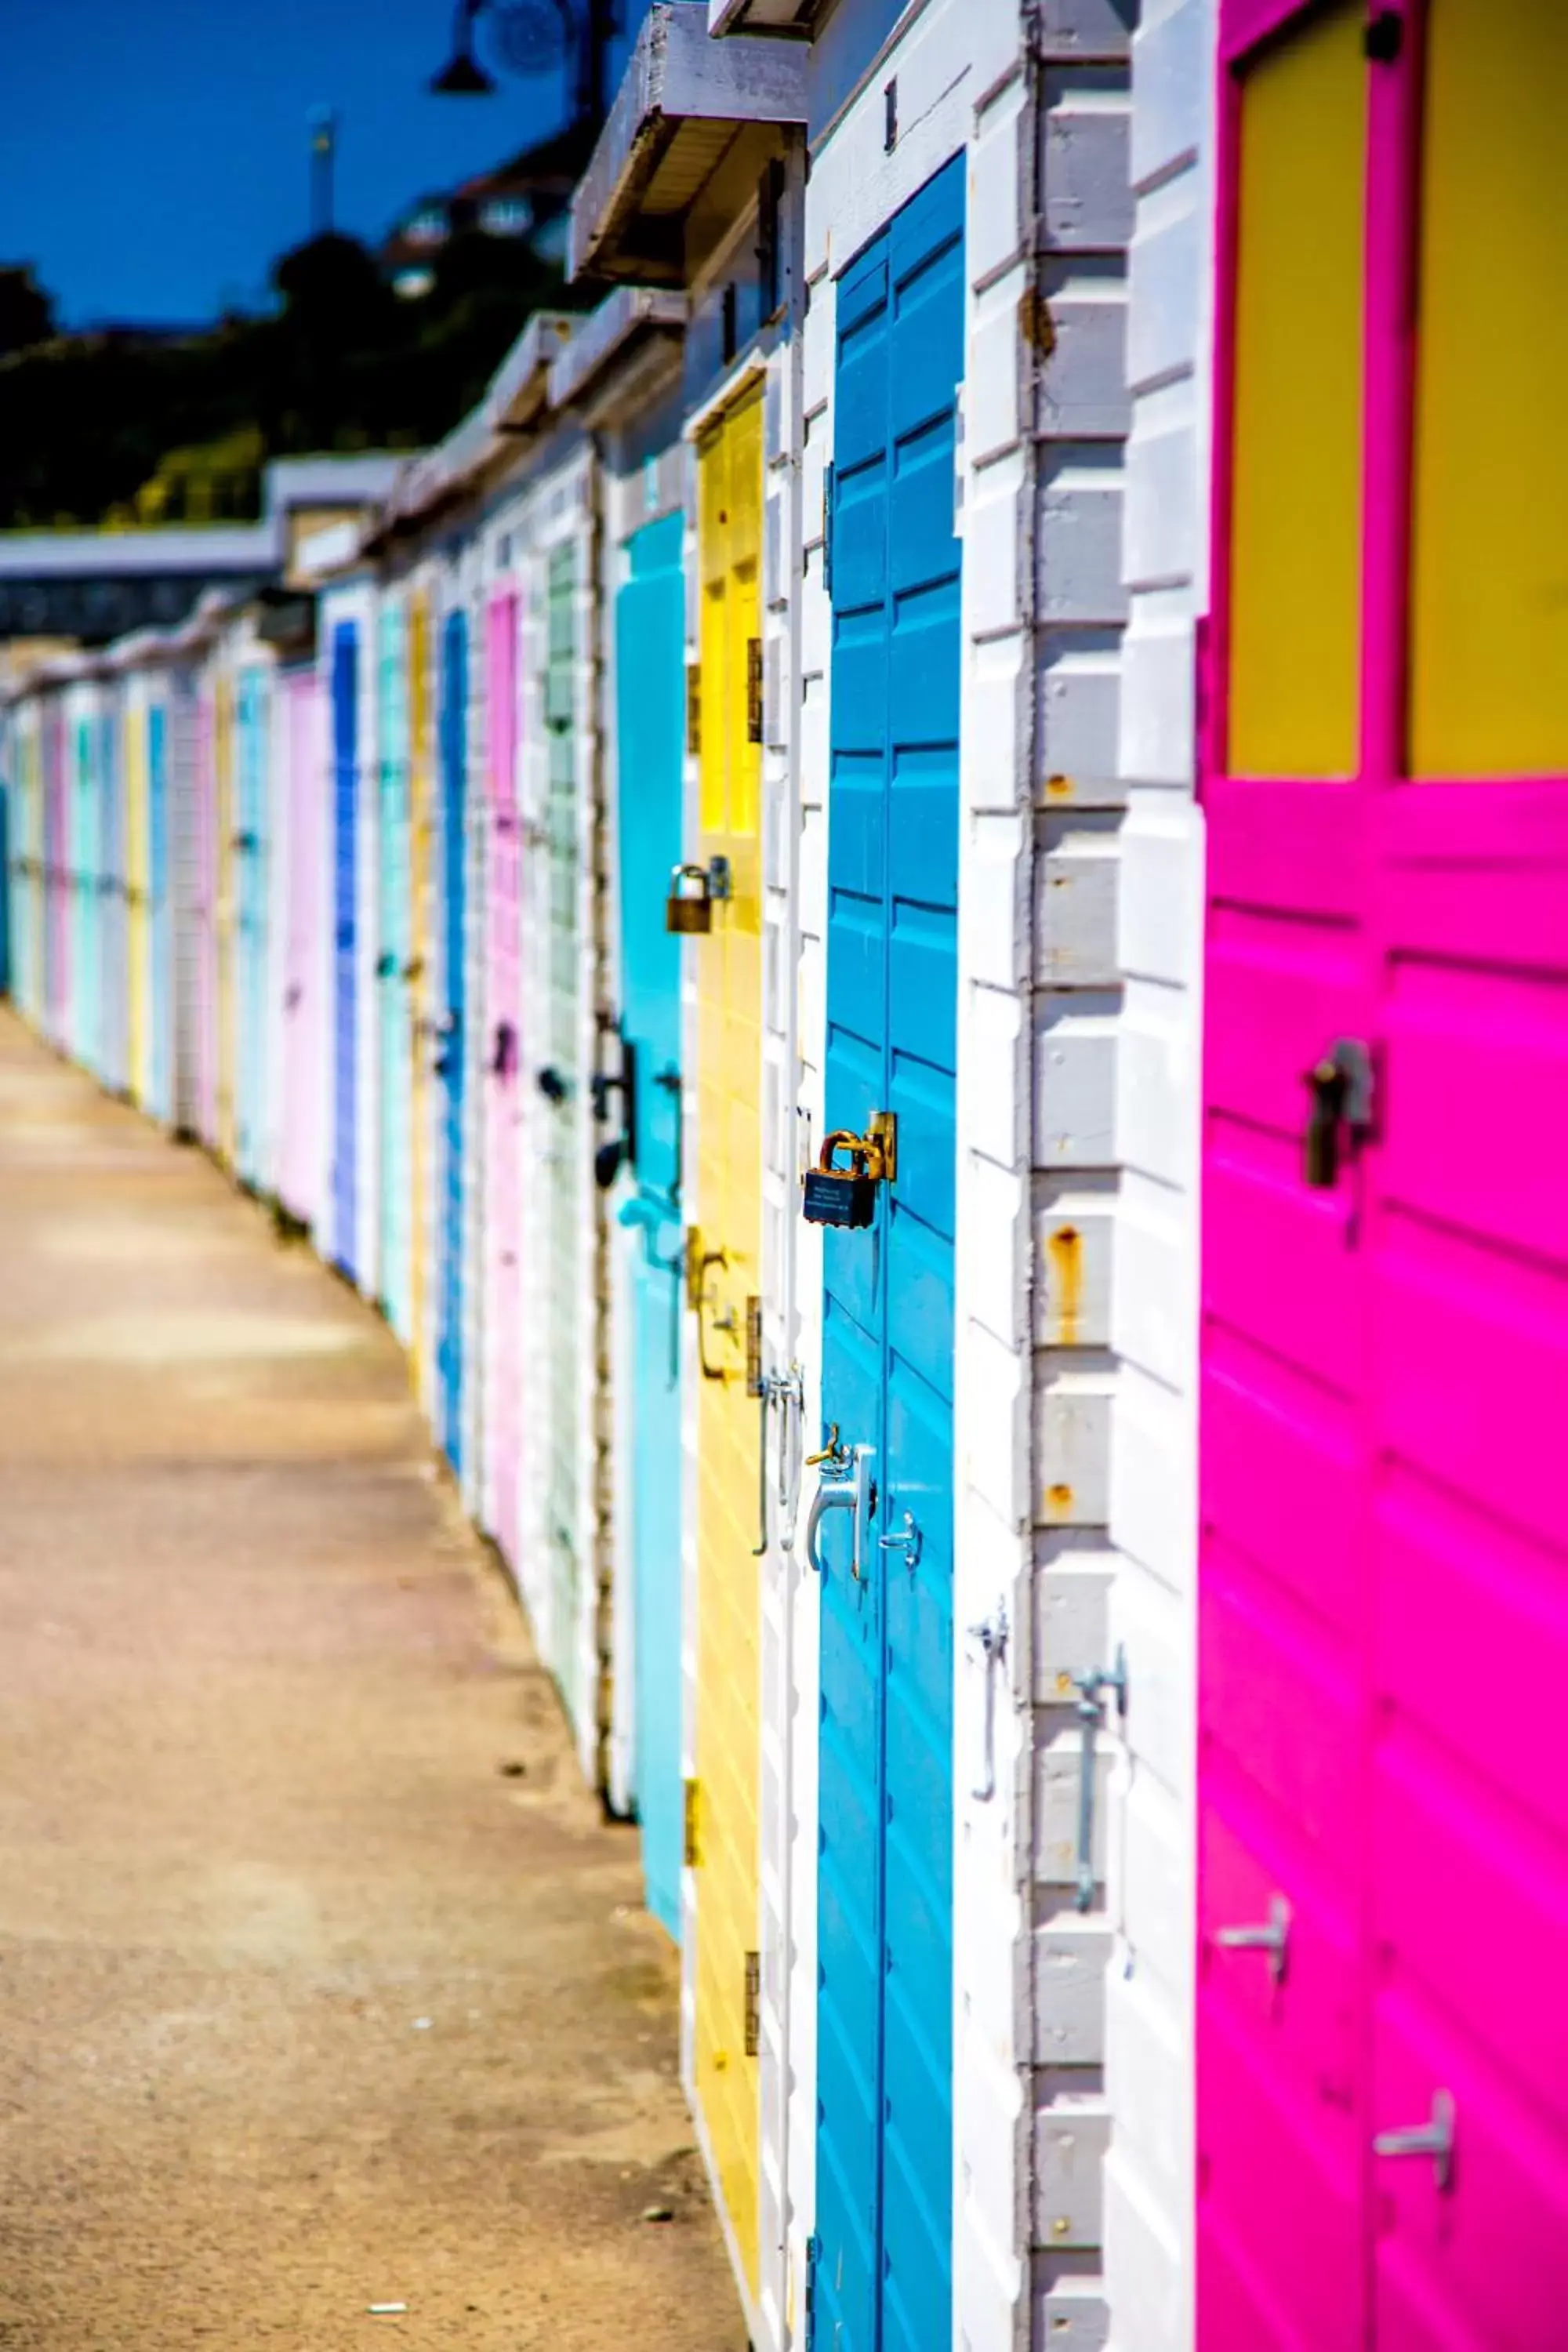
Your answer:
[0,1012,742,2350]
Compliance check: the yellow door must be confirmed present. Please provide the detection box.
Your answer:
[408,593,432,1406]
[691,382,764,2288]
[125,697,151,1105]
[212,674,236,1164]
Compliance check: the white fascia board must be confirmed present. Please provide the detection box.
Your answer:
[484,308,579,434]
[569,2,807,283]
[546,285,687,412]
[0,524,278,579]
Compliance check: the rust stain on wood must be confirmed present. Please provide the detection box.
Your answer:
[1047,1221,1082,1347]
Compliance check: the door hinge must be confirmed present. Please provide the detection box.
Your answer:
[743,1949,761,2057]
[685,662,702,758]
[803,2232,820,2352]
[746,637,764,744]
[683,1777,700,1867]
[821,462,833,598]
[745,1294,764,1399]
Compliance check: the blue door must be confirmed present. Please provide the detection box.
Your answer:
[613,510,686,1936]
[437,608,467,1468]
[815,156,965,2352]
[377,605,411,1340]
[148,699,172,1125]
[332,622,358,1276]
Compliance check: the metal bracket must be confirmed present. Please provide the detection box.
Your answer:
[877,1510,922,1572]
[1073,1647,1127,1913]
[1216,1893,1290,1984]
[1374,2089,1455,2194]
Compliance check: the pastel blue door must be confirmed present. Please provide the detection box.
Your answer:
[614,510,686,1936]
[815,155,964,2352]
[148,699,172,1123]
[437,608,467,1469]
[332,622,358,1277]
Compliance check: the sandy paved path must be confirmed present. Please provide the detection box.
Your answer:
[0,1011,744,2351]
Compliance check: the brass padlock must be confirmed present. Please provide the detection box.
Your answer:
[666,861,713,935]
[802,1127,892,1229]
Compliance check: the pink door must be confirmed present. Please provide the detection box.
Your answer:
[483,591,522,1566]
[1199,4,1568,2347]
[278,669,322,1229]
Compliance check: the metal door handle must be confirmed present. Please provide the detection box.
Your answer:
[1072,1651,1128,1912]
[1215,1895,1290,1984]
[1374,2090,1455,2193]
[804,1445,873,1581]
[967,1608,1008,1801]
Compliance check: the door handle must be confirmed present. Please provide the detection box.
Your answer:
[804,1443,873,1580]
[1374,2089,1455,2193]
[967,1607,1008,1801]
[1303,1036,1373,1188]
[489,1018,517,1079]
[1215,1895,1290,1984]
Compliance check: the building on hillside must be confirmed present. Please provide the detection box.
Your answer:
[380,124,595,299]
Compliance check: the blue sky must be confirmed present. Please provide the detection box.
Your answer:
[0,0,644,328]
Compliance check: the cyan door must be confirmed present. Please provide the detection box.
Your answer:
[332,622,358,1276]
[149,698,172,1127]
[437,607,467,1469]
[815,155,964,2352]
[100,705,125,1094]
[614,509,686,1936]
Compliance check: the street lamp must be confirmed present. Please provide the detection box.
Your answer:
[430,0,615,127]
[430,0,499,93]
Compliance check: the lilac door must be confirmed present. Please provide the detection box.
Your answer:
[278,669,322,1229]
[1199,4,1568,2346]
[483,591,521,1567]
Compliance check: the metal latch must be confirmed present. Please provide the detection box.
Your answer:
[1304,1036,1373,1189]
[1215,1894,1290,1984]
[967,1606,1009,1802]
[1073,1648,1127,1912]
[747,1304,804,1558]
[1374,2089,1455,2193]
